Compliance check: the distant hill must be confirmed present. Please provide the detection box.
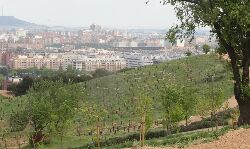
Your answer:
[0,16,47,29]
[0,16,33,27]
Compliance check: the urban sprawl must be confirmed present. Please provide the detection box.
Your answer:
[0,24,216,72]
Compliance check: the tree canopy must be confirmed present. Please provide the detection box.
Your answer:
[160,0,250,124]
[10,80,85,146]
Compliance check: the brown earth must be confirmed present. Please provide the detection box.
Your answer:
[139,128,250,149]
[0,90,13,98]
[179,95,238,126]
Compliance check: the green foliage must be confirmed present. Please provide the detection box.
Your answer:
[161,86,185,129]
[0,66,9,76]
[163,0,249,48]
[2,55,234,148]
[8,70,92,96]
[9,111,28,131]
[84,55,232,125]
[146,126,230,148]
[79,102,108,126]
[162,0,250,123]
[9,80,85,146]
[185,51,192,56]
[215,46,227,55]
[8,76,34,96]
[0,74,4,84]
[202,44,211,54]
[101,126,230,149]
[181,88,197,121]
[92,69,113,78]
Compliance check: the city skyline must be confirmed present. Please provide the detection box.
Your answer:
[0,0,177,29]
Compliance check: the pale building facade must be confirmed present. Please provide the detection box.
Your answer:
[10,55,62,70]
[72,56,126,72]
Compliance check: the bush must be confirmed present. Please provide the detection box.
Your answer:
[9,112,28,132]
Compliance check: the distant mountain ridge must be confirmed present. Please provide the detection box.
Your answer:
[0,16,34,27]
[0,16,47,29]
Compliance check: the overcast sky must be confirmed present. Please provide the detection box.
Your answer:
[0,0,177,29]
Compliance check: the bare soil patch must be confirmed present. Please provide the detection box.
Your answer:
[138,128,250,149]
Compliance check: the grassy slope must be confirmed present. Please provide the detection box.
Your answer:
[105,127,231,149]
[83,54,233,122]
[1,54,234,148]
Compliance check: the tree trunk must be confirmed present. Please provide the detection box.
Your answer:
[230,55,250,125]
[238,99,250,125]
[185,115,188,126]
[96,120,100,149]
[214,22,250,125]
[60,134,63,149]
[238,38,250,125]
[30,130,44,147]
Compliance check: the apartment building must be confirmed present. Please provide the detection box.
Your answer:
[10,55,62,70]
[124,54,154,68]
[72,56,126,72]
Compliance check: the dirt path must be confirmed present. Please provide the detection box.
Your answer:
[221,96,238,109]
[0,90,13,98]
[179,95,238,126]
[141,128,250,149]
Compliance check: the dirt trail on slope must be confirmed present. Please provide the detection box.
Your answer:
[0,90,13,98]
[179,95,238,126]
[141,128,250,149]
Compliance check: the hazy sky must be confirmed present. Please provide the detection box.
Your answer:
[0,0,177,28]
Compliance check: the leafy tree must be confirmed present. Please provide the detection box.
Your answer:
[50,83,84,148]
[9,111,28,131]
[92,69,112,78]
[215,46,227,55]
[0,66,9,76]
[160,0,250,125]
[185,51,192,57]
[195,44,199,50]
[10,80,85,147]
[181,88,197,126]
[8,76,34,96]
[161,86,185,130]
[207,75,224,130]
[8,70,91,96]
[181,56,197,126]
[136,94,153,147]
[80,102,108,149]
[0,74,4,85]
[202,44,211,54]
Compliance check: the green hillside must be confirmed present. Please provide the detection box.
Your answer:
[0,54,234,148]
[83,54,233,122]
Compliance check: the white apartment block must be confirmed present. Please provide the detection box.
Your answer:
[61,54,87,70]
[72,56,126,72]
[10,55,62,70]
[10,54,127,72]
[125,54,154,68]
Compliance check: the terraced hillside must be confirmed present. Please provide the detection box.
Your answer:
[83,54,233,123]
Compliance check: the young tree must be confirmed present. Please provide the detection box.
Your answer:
[180,88,197,126]
[159,0,250,125]
[161,86,185,131]
[10,80,85,147]
[185,51,192,57]
[80,103,108,149]
[92,69,112,78]
[8,76,34,96]
[136,94,153,147]
[202,44,211,54]
[50,83,85,148]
